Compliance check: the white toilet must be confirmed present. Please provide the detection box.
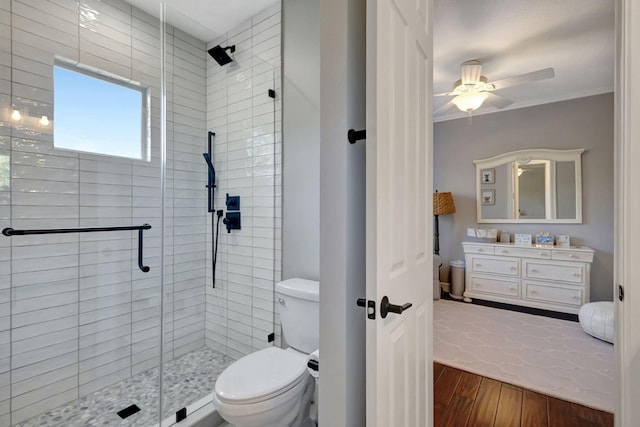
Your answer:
[213,278,319,427]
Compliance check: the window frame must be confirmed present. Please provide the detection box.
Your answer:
[53,58,151,161]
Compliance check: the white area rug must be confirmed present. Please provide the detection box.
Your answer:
[433,299,614,412]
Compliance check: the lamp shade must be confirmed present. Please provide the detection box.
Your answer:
[452,92,488,112]
[434,191,456,215]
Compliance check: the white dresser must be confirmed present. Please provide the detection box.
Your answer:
[462,242,594,314]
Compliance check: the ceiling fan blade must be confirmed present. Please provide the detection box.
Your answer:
[488,68,555,91]
[434,99,456,114]
[485,92,513,109]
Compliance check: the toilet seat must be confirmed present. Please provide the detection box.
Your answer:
[215,347,308,405]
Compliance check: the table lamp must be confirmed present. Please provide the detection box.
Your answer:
[433,190,456,255]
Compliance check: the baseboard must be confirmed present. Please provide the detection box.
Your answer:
[440,292,579,322]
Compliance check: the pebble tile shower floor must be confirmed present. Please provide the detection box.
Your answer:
[15,346,234,427]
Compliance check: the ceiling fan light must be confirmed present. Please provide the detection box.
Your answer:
[452,92,488,112]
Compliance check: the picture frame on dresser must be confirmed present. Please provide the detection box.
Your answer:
[556,235,570,248]
[535,232,554,246]
[514,233,532,246]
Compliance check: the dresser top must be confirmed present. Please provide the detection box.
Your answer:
[462,241,594,253]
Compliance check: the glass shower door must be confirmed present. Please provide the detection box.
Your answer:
[159,2,282,422]
[2,0,165,425]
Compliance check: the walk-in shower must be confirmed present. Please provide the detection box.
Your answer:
[0,1,282,425]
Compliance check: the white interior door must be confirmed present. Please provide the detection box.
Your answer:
[365,0,433,425]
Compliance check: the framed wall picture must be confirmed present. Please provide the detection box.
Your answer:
[481,168,495,184]
[481,189,495,205]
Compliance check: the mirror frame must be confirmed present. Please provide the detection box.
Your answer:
[474,148,585,224]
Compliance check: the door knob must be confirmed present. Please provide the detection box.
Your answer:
[380,296,412,319]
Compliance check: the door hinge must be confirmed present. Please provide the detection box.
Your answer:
[619,284,624,302]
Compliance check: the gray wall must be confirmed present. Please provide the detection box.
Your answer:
[319,0,366,425]
[434,93,614,301]
[282,0,320,280]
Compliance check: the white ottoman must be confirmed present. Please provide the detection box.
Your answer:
[579,301,614,344]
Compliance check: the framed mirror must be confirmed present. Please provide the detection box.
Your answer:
[474,148,584,223]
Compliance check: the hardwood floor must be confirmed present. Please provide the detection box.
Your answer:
[434,363,613,427]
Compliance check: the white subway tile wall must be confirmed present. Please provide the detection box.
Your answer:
[0,0,281,424]
[2,0,169,422]
[205,2,282,360]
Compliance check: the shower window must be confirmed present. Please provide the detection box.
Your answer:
[53,62,149,160]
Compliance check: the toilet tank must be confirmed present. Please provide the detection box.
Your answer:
[276,278,319,353]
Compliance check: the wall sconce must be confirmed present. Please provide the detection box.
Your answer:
[11,109,22,122]
[433,190,456,255]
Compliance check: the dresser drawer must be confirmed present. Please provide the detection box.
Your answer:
[494,246,551,260]
[468,255,520,276]
[524,260,585,284]
[524,282,584,306]
[551,250,594,263]
[469,276,520,298]
[463,244,494,255]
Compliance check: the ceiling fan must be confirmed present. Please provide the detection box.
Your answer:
[435,60,555,114]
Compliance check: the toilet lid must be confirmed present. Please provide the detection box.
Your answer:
[215,347,308,404]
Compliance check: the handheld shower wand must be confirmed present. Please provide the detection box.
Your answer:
[204,131,222,288]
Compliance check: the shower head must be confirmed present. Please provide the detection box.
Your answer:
[208,45,236,66]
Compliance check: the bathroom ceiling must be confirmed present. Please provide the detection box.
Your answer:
[433,0,615,122]
[123,0,278,43]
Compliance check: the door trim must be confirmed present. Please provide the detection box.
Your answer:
[615,0,640,425]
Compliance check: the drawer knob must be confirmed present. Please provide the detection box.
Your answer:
[538,252,548,257]
[573,296,580,300]
[475,264,482,268]
[501,250,509,254]
[569,254,577,258]
[572,272,581,277]
[531,290,538,295]
[531,269,539,273]
[477,249,484,252]
[511,267,517,271]
[510,287,517,291]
